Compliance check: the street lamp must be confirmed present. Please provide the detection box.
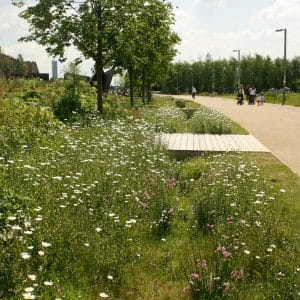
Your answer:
[275,28,287,105]
[233,49,240,88]
[211,59,215,94]
[175,71,179,94]
[189,66,194,87]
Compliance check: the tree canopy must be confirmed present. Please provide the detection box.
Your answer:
[12,0,180,112]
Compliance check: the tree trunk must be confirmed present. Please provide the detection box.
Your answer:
[96,61,103,113]
[141,69,145,105]
[129,65,134,107]
[96,7,103,113]
[146,82,152,103]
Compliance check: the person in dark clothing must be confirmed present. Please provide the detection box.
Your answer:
[236,84,244,105]
[245,85,250,104]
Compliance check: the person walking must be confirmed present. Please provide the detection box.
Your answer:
[192,86,196,99]
[245,85,250,104]
[249,85,256,104]
[236,84,244,105]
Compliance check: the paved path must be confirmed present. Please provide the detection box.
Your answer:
[168,95,300,177]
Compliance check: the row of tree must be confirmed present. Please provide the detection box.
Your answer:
[13,0,180,112]
[162,54,300,94]
[0,53,28,79]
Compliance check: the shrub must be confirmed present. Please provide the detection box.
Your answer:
[21,89,41,101]
[53,85,83,122]
[178,157,208,192]
[175,99,186,108]
[0,98,59,156]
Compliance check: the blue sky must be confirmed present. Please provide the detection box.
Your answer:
[0,0,300,76]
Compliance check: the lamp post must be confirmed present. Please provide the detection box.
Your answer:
[189,66,194,87]
[275,28,287,105]
[212,59,215,94]
[175,71,179,94]
[233,49,240,88]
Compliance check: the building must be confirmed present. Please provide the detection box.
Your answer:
[26,61,39,76]
[0,48,49,80]
[52,60,58,80]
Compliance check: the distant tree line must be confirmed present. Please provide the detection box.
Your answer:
[162,54,300,94]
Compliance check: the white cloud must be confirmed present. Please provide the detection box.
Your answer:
[192,0,225,7]
[252,0,300,23]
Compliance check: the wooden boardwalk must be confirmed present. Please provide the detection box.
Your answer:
[156,133,270,158]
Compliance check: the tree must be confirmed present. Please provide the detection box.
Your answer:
[14,54,28,77]
[0,54,13,79]
[12,0,179,112]
[12,0,131,113]
[114,0,179,106]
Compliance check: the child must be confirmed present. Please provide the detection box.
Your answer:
[260,92,264,105]
[256,92,264,106]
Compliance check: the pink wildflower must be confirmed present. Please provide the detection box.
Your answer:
[166,177,177,188]
[190,273,200,281]
[197,259,208,270]
[231,269,244,281]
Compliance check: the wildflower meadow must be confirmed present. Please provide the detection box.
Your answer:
[0,79,299,299]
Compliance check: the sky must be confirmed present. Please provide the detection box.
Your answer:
[0,0,299,77]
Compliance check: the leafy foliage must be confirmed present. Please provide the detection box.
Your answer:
[0,97,59,157]
[13,0,180,112]
[53,85,82,122]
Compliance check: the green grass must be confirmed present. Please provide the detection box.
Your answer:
[247,153,300,232]
[0,80,299,299]
[264,92,300,106]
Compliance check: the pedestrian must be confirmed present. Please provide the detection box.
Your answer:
[256,92,264,106]
[192,86,196,99]
[249,85,256,104]
[245,85,250,104]
[236,84,244,105]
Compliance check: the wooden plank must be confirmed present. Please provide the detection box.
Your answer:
[166,133,176,150]
[242,135,261,151]
[186,133,194,150]
[171,133,182,150]
[214,134,229,151]
[237,135,254,151]
[199,134,207,150]
[248,135,270,152]
[218,134,233,151]
[202,134,211,151]
[210,135,221,151]
[155,134,270,153]
[178,133,185,150]
[231,135,251,151]
[221,135,237,151]
[193,134,201,151]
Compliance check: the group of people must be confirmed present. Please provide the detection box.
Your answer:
[237,84,264,106]
[190,85,264,106]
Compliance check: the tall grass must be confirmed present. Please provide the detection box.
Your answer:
[0,80,299,299]
[180,154,300,299]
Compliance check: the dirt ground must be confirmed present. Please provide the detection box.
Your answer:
[169,94,300,177]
